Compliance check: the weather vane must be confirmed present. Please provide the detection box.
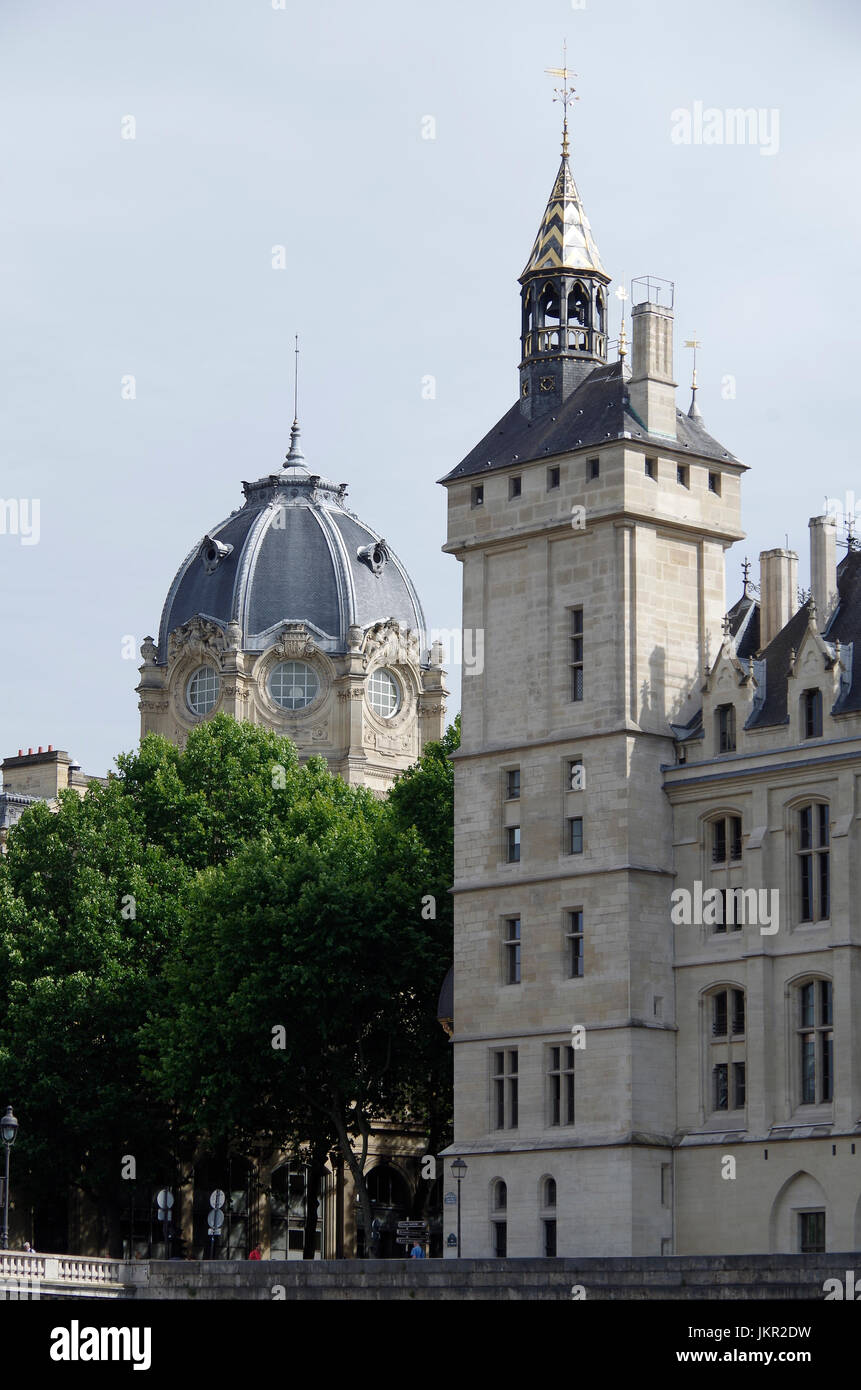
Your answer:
[293,333,300,424]
[545,41,579,157]
[615,280,628,360]
[684,335,702,416]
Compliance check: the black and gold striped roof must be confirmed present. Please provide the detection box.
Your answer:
[521,154,606,280]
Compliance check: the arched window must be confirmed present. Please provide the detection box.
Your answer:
[492,1179,507,1211]
[539,282,561,328]
[797,803,830,922]
[595,289,605,334]
[703,985,746,1116]
[568,282,588,326]
[796,978,833,1105]
[542,1177,556,1208]
[703,812,744,934]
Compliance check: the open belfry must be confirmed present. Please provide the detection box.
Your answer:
[439,64,861,1257]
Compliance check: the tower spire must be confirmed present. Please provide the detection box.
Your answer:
[518,57,610,418]
[684,335,703,421]
[285,333,306,469]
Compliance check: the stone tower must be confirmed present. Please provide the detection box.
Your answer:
[138,420,447,790]
[439,126,744,1257]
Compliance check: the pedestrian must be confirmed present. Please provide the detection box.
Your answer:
[248,1246,261,1260]
[409,1240,426,1259]
[23,1241,36,1255]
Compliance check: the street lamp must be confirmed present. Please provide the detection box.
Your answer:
[451,1157,467,1259]
[1,1105,19,1251]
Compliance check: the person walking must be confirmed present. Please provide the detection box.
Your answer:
[409,1240,426,1259]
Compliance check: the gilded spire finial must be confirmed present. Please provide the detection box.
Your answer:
[684,334,703,421]
[545,41,579,158]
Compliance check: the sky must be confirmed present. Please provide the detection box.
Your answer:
[1,0,859,776]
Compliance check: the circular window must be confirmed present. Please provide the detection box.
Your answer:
[367,668,400,718]
[269,661,319,711]
[187,666,220,716]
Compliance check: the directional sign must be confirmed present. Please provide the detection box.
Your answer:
[210,1189,226,1210]
[397,1220,429,1229]
[156,1189,174,1211]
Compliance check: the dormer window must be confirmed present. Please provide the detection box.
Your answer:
[716,704,736,753]
[803,688,823,739]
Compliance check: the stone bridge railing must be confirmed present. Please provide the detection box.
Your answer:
[0,1251,134,1297]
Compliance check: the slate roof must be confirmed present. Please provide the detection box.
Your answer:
[440,360,740,483]
[726,592,760,661]
[157,456,426,663]
[745,602,811,730]
[521,154,607,279]
[824,548,861,713]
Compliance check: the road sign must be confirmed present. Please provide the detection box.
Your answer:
[208,1209,225,1231]
[444,1192,457,1205]
[210,1189,226,1210]
[156,1189,174,1211]
[446,1233,457,1247]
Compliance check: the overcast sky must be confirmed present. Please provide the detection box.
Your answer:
[1,0,859,776]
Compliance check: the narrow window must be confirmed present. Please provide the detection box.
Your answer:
[543,1177,557,1208]
[543,1219,557,1257]
[566,909,584,978]
[716,704,736,753]
[493,1221,507,1257]
[732,989,745,1036]
[548,1045,575,1126]
[713,992,728,1038]
[713,1062,729,1111]
[509,475,522,500]
[733,1061,746,1109]
[471,484,484,507]
[645,457,657,480]
[568,817,583,855]
[506,826,521,864]
[798,980,833,1104]
[547,465,560,490]
[504,917,521,985]
[492,1054,519,1128]
[568,758,584,791]
[799,1211,825,1254]
[712,819,727,864]
[677,464,689,488]
[588,457,600,481]
[798,804,829,922]
[708,471,721,495]
[803,689,823,739]
[569,608,584,701]
[506,768,520,800]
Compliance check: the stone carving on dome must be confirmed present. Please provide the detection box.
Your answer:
[274,623,318,660]
[199,534,234,574]
[361,620,420,671]
[168,616,227,663]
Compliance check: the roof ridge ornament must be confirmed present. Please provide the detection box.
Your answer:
[684,335,703,421]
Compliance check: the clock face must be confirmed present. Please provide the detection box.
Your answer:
[540,376,555,393]
[521,381,529,397]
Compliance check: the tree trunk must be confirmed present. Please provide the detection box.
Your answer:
[302,1141,327,1260]
[330,1104,376,1259]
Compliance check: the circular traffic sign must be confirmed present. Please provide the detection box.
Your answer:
[209,1209,225,1231]
[156,1189,174,1211]
[210,1189,226,1210]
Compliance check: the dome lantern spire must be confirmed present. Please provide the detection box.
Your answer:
[284,333,308,472]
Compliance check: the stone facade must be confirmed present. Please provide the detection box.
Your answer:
[438,133,861,1259]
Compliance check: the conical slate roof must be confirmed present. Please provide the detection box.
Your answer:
[521,155,607,279]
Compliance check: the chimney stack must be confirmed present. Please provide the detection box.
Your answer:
[759,548,798,649]
[809,515,838,630]
[628,298,677,439]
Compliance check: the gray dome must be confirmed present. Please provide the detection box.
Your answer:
[157,436,426,662]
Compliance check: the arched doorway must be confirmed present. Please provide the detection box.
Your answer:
[356,1163,412,1258]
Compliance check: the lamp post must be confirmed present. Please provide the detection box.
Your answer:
[1,1106,19,1251]
[451,1157,467,1259]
